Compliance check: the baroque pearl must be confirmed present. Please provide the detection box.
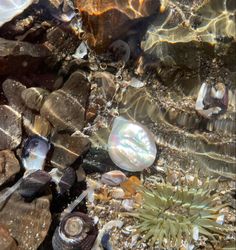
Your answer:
[108,116,157,172]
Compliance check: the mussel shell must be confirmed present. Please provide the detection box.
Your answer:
[52,212,98,250]
[22,136,50,171]
[18,170,52,199]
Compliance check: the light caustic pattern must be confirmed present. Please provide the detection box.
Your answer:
[75,0,160,18]
[143,0,236,52]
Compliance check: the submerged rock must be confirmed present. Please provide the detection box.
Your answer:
[0,38,50,75]
[0,105,22,150]
[0,224,18,250]
[0,150,20,187]
[41,71,90,132]
[0,192,51,250]
[75,0,161,51]
[21,87,50,112]
[51,133,91,169]
[0,0,34,27]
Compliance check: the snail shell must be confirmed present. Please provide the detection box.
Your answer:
[52,212,98,250]
[108,116,157,172]
[22,136,50,171]
[0,0,34,27]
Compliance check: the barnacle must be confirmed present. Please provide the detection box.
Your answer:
[131,178,228,247]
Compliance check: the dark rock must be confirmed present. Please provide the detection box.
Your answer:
[0,224,18,250]
[0,192,51,250]
[40,71,90,132]
[51,132,91,169]
[0,150,20,186]
[2,78,27,112]
[50,167,76,194]
[18,170,52,199]
[0,105,22,150]
[81,148,119,174]
[0,38,50,75]
[44,26,80,66]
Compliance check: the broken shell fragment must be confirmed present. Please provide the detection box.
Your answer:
[101,170,127,186]
[49,167,76,194]
[195,82,228,118]
[22,136,50,171]
[52,212,98,250]
[108,116,157,172]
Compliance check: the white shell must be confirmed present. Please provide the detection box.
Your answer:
[108,116,157,172]
[0,0,34,27]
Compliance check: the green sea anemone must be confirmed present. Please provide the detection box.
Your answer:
[131,178,227,248]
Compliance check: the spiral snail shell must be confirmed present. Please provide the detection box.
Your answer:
[52,212,98,250]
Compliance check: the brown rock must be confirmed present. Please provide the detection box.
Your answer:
[40,71,90,132]
[0,105,22,150]
[0,38,50,75]
[21,87,50,112]
[75,0,160,51]
[0,192,51,250]
[0,224,18,250]
[2,79,27,112]
[0,150,20,186]
[2,79,36,136]
[51,133,91,169]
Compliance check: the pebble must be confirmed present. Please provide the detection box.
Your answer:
[41,71,90,132]
[0,150,20,186]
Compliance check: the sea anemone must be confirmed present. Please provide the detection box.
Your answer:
[131,177,227,248]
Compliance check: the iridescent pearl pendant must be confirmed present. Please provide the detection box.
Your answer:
[108,116,157,172]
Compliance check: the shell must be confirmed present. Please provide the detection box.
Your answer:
[22,136,50,171]
[0,0,34,27]
[49,167,76,194]
[52,212,98,250]
[21,87,50,112]
[108,116,157,172]
[101,170,127,186]
[18,170,52,199]
[195,82,228,118]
